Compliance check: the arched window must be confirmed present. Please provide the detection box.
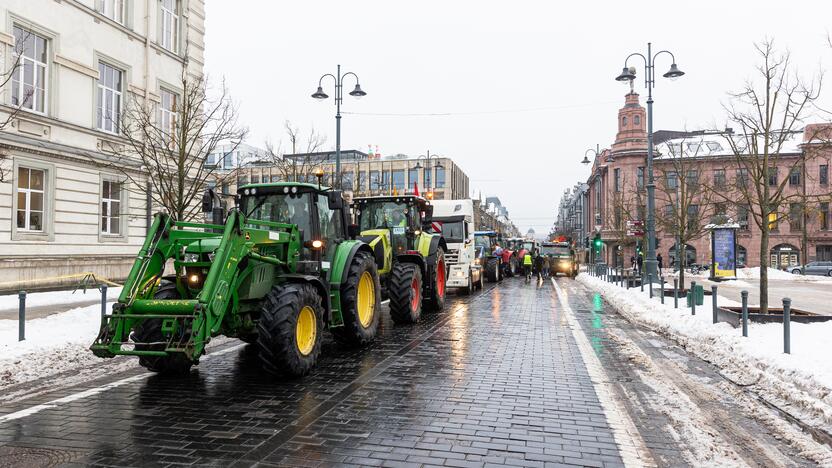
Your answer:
[622,116,628,126]
[737,245,747,268]
[634,115,641,126]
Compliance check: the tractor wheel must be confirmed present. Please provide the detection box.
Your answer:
[389,263,423,324]
[133,283,193,375]
[425,249,447,312]
[332,252,381,347]
[256,283,323,377]
[486,257,500,282]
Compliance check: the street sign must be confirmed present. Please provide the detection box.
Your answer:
[626,220,645,237]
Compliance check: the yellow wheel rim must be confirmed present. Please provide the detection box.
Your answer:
[295,305,317,356]
[357,271,375,328]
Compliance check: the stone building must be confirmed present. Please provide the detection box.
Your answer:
[0,0,205,289]
[581,91,832,269]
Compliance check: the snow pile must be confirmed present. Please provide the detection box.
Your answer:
[737,267,832,282]
[579,273,832,435]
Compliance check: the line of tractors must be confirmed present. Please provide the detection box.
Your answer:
[90,180,577,378]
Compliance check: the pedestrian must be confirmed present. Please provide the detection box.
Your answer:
[630,255,637,274]
[534,251,545,282]
[657,253,663,276]
[523,251,533,282]
[636,254,643,276]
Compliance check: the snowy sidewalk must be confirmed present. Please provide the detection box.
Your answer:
[579,272,832,438]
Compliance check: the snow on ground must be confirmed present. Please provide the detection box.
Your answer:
[736,267,832,282]
[578,273,832,436]
[0,287,123,311]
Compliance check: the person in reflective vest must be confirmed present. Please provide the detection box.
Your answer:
[523,252,533,280]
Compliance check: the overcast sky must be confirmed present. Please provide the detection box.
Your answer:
[204,1,831,234]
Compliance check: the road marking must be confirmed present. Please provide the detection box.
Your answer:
[0,343,245,425]
[551,278,655,468]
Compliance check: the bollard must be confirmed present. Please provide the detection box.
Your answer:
[626,270,630,290]
[741,290,749,337]
[101,284,108,319]
[690,281,696,315]
[648,273,653,298]
[619,268,624,288]
[673,279,678,309]
[783,297,791,354]
[640,273,644,292]
[712,285,718,324]
[660,278,665,304]
[18,290,26,341]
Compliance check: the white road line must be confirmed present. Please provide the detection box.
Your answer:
[551,278,655,468]
[0,343,245,425]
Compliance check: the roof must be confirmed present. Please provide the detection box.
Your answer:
[353,194,428,203]
[239,182,326,191]
[654,130,804,159]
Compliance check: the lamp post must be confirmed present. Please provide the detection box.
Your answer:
[414,150,443,198]
[614,43,684,278]
[583,145,605,268]
[311,65,367,189]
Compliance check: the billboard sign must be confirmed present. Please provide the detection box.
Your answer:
[711,227,737,279]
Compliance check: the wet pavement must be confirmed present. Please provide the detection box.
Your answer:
[0,276,822,467]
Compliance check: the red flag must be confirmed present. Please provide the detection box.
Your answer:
[413,182,420,197]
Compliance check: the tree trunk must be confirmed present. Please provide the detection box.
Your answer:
[759,225,769,314]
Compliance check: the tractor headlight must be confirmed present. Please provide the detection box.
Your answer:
[474,258,481,265]
[184,253,200,263]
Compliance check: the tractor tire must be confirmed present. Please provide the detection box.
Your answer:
[486,257,500,283]
[425,249,447,313]
[389,263,423,324]
[133,283,193,375]
[256,283,324,377]
[332,251,381,347]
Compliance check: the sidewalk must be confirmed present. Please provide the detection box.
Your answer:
[0,288,121,321]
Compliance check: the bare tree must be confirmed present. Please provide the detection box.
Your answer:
[715,39,824,313]
[654,137,717,287]
[602,173,644,271]
[261,121,328,183]
[0,30,35,182]
[105,71,247,221]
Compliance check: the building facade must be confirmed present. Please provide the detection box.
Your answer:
[579,92,832,270]
[0,0,204,289]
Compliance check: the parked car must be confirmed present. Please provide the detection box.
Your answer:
[790,261,832,276]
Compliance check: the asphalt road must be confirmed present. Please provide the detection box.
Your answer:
[0,276,823,467]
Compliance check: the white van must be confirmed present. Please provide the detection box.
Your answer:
[428,199,484,294]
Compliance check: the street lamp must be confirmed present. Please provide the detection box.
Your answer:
[614,42,684,278]
[414,150,443,196]
[583,144,607,165]
[311,64,367,189]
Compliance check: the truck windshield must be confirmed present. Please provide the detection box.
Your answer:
[523,241,535,251]
[541,245,570,256]
[358,201,409,231]
[431,220,464,242]
[241,192,312,240]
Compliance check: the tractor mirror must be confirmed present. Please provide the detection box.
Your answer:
[327,191,344,210]
[202,189,214,213]
[347,223,360,239]
[422,205,434,223]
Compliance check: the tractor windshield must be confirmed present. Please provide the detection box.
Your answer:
[474,235,492,251]
[523,241,535,251]
[358,201,410,231]
[541,245,571,257]
[241,192,312,241]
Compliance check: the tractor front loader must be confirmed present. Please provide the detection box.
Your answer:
[91,183,381,377]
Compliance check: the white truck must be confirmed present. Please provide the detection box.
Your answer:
[428,199,484,294]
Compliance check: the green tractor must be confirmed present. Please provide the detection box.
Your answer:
[91,182,381,377]
[352,195,448,324]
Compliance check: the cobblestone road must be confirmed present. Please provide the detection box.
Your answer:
[0,277,821,467]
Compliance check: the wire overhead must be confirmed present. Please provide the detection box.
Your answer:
[341,100,619,117]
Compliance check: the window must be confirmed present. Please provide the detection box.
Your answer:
[685,170,699,187]
[636,167,644,189]
[789,168,801,186]
[664,204,674,218]
[713,169,726,189]
[97,62,123,133]
[16,167,45,231]
[357,171,366,191]
[736,168,749,188]
[12,26,48,113]
[768,167,778,187]
[822,202,830,231]
[614,168,621,192]
[271,175,280,183]
[622,116,627,126]
[768,211,778,231]
[424,167,432,189]
[634,115,640,126]
[665,171,678,189]
[101,180,122,235]
[238,175,248,186]
[713,203,727,223]
[408,167,418,188]
[341,171,353,190]
[160,0,179,53]
[222,152,234,169]
[369,170,380,191]
[821,165,829,186]
[436,167,446,188]
[221,183,229,195]
[738,205,750,230]
[97,0,126,24]
[789,203,803,231]
[392,169,405,191]
[737,245,747,267]
[251,174,260,184]
[686,204,699,230]
[381,170,389,191]
[614,207,622,229]
[159,88,177,137]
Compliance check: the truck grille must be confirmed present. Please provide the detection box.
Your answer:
[445,249,460,264]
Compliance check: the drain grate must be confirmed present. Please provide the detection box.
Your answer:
[0,445,86,468]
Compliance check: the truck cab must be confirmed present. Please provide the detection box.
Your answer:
[541,241,578,277]
[427,199,483,293]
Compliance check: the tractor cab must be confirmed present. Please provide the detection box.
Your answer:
[474,230,503,282]
[353,195,432,257]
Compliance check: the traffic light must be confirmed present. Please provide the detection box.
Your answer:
[593,234,602,253]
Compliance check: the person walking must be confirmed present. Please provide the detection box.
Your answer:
[534,251,545,282]
[657,253,664,276]
[630,255,637,274]
[636,254,644,276]
[523,251,533,283]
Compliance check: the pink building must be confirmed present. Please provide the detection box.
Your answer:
[583,92,832,270]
